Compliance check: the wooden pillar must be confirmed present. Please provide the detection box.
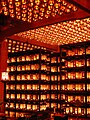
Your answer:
[0,40,8,103]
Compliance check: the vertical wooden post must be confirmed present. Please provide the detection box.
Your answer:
[0,40,8,104]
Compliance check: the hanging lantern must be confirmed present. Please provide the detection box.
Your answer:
[2,72,9,81]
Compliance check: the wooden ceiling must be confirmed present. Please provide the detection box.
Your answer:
[0,0,90,48]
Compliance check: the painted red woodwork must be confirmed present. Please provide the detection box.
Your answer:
[0,40,8,104]
[73,0,90,12]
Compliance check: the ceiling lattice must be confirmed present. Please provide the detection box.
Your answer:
[6,39,47,53]
[15,17,90,45]
[0,0,90,46]
[1,0,77,23]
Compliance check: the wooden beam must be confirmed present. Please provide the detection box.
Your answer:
[67,0,90,13]
[0,41,8,104]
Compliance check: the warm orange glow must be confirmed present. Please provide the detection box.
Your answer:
[27,104,31,110]
[11,94,15,99]
[2,72,9,80]
[15,17,90,45]
[9,112,15,117]
[51,103,56,108]
[1,0,77,23]
[62,84,85,91]
[17,94,20,99]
